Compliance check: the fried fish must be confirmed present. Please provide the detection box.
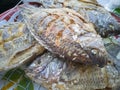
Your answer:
[0,22,45,71]
[26,52,120,90]
[22,6,110,67]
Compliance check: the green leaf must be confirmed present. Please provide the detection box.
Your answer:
[2,68,24,81]
[113,8,120,16]
[2,68,34,90]
[15,76,34,90]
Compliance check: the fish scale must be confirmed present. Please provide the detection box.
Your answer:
[26,52,120,90]
[0,22,45,71]
[26,0,120,37]
[0,23,24,43]
[22,6,110,67]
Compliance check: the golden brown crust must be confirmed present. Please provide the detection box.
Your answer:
[22,7,108,67]
[30,0,120,37]
[0,22,45,71]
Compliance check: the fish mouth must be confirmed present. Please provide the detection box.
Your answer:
[85,50,108,67]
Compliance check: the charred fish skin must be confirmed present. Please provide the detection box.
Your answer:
[22,6,109,67]
[0,22,45,71]
[32,0,120,37]
[26,52,120,90]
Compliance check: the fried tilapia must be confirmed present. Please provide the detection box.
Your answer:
[26,52,120,90]
[24,0,120,37]
[22,6,110,67]
[0,22,45,71]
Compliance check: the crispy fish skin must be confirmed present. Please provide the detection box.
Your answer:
[64,0,120,37]
[32,0,120,37]
[26,52,120,90]
[0,22,45,71]
[22,6,109,67]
